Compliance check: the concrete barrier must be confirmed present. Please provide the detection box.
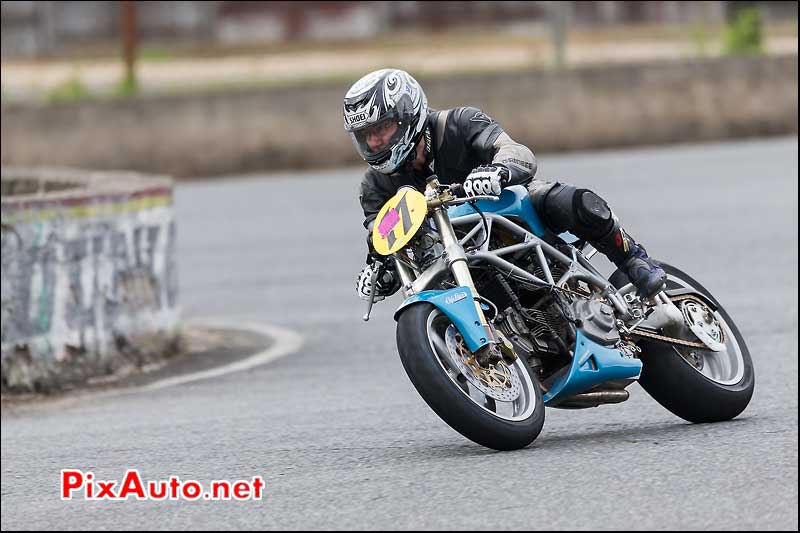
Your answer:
[1,168,180,392]
[0,54,797,178]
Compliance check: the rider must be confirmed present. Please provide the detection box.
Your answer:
[345,68,667,302]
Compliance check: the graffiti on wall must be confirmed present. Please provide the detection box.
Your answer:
[1,208,179,362]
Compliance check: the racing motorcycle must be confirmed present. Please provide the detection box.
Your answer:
[362,175,754,451]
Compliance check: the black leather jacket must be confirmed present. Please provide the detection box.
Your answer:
[358,106,537,229]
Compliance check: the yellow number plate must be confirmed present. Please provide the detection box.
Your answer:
[371,188,428,256]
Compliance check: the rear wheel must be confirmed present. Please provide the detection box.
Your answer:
[611,263,754,423]
[397,303,545,450]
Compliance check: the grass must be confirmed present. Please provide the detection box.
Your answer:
[723,8,765,56]
[689,25,712,57]
[112,76,139,98]
[139,46,173,63]
[45,75,92,103]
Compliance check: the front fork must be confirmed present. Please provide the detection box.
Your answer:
[429,207,494,340]
[429,205,515,364]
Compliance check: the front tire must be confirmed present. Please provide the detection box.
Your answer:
[396,303,545,450]
[611,263,754,423]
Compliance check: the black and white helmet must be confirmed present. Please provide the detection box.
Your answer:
[343,69,428,175]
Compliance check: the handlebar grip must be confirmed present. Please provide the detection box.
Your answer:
[450,183,464,197]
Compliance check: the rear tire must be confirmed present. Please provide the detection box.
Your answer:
[611,263,754,423]
[397,303,545,450]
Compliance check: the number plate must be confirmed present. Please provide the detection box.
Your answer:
[371,188,427,255]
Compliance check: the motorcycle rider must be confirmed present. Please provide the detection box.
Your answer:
[346,69,667,302]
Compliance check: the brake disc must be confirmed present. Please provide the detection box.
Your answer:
[444,326,522,402]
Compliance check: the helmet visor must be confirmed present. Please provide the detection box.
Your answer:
[346,97,416,165]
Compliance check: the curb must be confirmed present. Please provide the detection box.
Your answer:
[0,319,303,408]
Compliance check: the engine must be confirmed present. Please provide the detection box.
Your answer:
[475,266,571,368]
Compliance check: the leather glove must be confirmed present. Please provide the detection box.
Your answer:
[463,165,509,198]
[356,263,400,302]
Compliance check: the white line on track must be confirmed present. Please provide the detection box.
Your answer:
[139,320,303,391]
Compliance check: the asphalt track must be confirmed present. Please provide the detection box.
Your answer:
[2,137,797,530]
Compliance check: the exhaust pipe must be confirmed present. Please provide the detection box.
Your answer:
[553,390,629,409]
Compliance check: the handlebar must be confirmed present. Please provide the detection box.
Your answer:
[449,183,464,197]
[449,193,500,204]
[426,176,499,207]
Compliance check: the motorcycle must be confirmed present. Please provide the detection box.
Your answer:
[362,175,754,451]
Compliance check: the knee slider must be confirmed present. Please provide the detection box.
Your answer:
[574,190,614,239]
[575,190,612,226]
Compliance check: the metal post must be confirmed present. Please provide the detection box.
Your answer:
[121,1,138,92]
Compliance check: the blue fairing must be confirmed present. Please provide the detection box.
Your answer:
[543,331,643,405]
[395,292,641,401]
[447,185,578,243]
[394,287,490,353]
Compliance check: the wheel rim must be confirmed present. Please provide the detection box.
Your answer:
[425,309,537,421]
[663,274,746,386]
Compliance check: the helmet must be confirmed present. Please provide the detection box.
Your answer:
[343,69,428,175]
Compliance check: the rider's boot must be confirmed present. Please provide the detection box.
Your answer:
[590,222,667,298]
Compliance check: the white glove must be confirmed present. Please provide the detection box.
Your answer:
[356,263,399,302]
[463,165,509,198]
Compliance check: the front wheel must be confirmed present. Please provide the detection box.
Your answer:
[611,263,754,423]
[396,303,545,450]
